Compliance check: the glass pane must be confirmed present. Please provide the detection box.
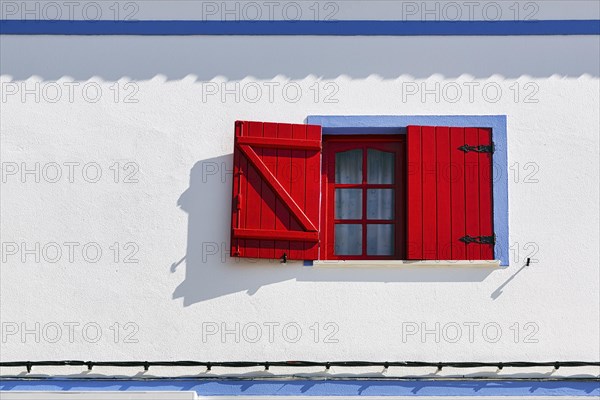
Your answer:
[335,189,362,219]
[335,149,362,183]
[367,189,394,220]
[367,224,394,256]
[335,224,362,255]
[367,149,394,184]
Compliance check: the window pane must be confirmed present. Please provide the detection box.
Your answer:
[367,149,394,184]
[335,189,362,219]
[367,224,394,256]
[335,149,362,183]
[367,189,394,220]
[335,224,362,255]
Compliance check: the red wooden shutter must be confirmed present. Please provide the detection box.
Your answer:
[407,126,494,260]
[231,120,322,261]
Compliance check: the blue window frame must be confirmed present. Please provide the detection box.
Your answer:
[307,115,509,266]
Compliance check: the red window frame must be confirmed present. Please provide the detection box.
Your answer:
[320,135,406,260]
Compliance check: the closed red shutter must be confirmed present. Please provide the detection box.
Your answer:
[407,126,494,260]
[231,121,322,261]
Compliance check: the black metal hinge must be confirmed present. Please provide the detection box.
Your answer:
[458,143,495,153]
[459,235,496,245]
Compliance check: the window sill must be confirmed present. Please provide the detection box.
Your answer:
[313,260,501,268]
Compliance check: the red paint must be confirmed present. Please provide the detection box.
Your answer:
[478,128,494,260]
[304,125,322,260]
[239,144,317,232]
[321,135,405,260]
[244,121,263,258]
[234,229,317,241]
[260,122,278,259]
[436,126,452,260]
[407,126,494,260]
[275,123,293,259]
[232,122,493,262]
[421,126,437,260]
[406,126,422,259]
[237,136,321,150]
[289,124,307,260]
[450,127,467,260]
[231,122,243,257]
[231,121,322,260]
[464,127,481,260]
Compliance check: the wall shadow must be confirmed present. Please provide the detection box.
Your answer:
[172,154,496,306]
[1,36,599,80]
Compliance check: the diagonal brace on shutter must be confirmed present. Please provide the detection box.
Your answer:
[237,144,318,233]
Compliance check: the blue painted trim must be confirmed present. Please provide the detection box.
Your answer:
[1,20,599,36]
[1,379,599,396]
[308,115,509,266]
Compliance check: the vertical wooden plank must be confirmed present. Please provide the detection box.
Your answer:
[436,126,452,260]
[406,126,423,259]
[244,121,263,258]
[422,126,437,260]
[396,138,406,259]
[275,123,292,261]
[231,122,243,257]
[238,122,249,257]
[323,141,336,259]
[465,127,481,260]
[304,124,321,260]
[450,127,466,260]
[259,122,278,259]
[289,123,307,260]
[478,128,494,260]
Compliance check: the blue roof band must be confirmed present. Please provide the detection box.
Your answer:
[1,19,599,35]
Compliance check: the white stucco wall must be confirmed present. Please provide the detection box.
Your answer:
[1,24,599,376]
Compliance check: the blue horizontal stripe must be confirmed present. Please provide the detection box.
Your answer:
[1,379,599,396]
[0,19,599,35]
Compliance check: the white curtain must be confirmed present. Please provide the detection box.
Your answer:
[335,224,362,255]
[367,149,394,183]
[366,149,395,255]
[367,224,394,255]
[367,189,394,219]
[334,148,395,256]
[335,188,361,219]
[335,149,362,183]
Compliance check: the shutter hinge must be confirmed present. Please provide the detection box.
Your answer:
[235,194,242,210]
[458,143,495,153]
[459,235,496,245]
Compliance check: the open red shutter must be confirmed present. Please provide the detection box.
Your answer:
[407,126,494,260]
[231,120,322,261]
